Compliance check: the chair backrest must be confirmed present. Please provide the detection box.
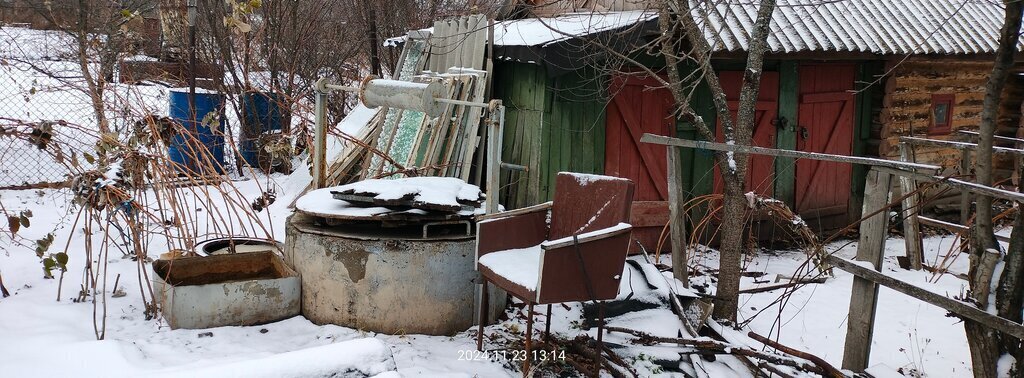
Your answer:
[549,172,634,240]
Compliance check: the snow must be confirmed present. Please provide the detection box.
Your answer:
[493,10,656,47]
[541,222,631,248]
[566,171,631,186]
[478,245,542,291]
[332,176,482,208]
[5,336,397,378]
[294,187,391,217]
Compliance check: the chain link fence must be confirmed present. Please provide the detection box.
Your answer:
[0,24,181,189]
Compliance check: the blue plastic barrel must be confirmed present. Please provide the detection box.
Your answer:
[240,91,286,168]
[167,89,226,175]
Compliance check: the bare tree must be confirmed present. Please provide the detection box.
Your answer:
[655,0,776,322]
[966,0,1024,375]
[15,0,153,134]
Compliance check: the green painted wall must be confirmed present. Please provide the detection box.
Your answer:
[774,61,799,207]
[492,61,606,208]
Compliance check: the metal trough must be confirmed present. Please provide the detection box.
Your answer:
[152,251,300,329]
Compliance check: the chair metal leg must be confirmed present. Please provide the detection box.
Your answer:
[595,301,605,377]
[476,280,489,352]
[544,304,552,341]
[523,303,534,378]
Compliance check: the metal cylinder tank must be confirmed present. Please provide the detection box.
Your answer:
[284,213,504,336]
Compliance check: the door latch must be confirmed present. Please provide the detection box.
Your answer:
[799,126,809,140]
[771,116,789,130]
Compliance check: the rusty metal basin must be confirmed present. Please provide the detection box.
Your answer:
[284,213,504,336]
[152,251,300,329]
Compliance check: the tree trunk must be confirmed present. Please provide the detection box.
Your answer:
[710,0,776,322]
[0,269,9,297]
[967,1,1023,375]
[364,0,382,77]
[655,0,775,322]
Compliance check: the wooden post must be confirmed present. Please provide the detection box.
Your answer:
[667,145,689,287]
[842,168,892,372]
[960,149,972,226]
[897,143,924,270]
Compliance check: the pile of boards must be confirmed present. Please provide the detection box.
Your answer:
[326,15,491,187]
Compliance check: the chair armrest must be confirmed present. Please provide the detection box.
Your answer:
[534,223,633,304]
[475,201,552,222]
[541,223,632,251]
[476,205,550,258]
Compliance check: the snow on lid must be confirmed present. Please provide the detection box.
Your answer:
[478,245,542,291]
[334,176,482,208]
[542,222,631,249]
[493,10,655,47]
[294,187,392,218]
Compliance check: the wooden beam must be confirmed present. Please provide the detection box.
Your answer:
[842,168,891,372]
[873,166,1024,203]
[640,133,941,172]
[667,146,689,287]
[897,144,924,270]
[957,130,1024,145]
[960,150,973,225]
[828,254,1024,341]
[900,136,1024,156]
[919,215,1011,243]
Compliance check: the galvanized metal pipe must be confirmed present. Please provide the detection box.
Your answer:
[313,81,329,189]
[361,79,445,117]
[486,101,504,214]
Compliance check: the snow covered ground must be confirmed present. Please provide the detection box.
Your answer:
[0,173,992,377]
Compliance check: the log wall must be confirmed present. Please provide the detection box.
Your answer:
[878,58,1022,177]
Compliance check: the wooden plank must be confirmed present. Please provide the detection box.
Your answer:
[900,136,1024,156]
[829,254,1024,341]
[919,215,1012,243]
[667,145,688,287]
[872,166,1024,203]
[897,143,924,270]
[957,129,1024,144]
[960,150,972,225]
[841,168,892,372]
[774,61,799,207]
[640,134,942,171]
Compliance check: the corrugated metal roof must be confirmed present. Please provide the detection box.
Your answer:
[695,0,1019,54]
[491,1,1018,56]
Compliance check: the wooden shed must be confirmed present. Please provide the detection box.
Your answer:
[485,0,1024,252]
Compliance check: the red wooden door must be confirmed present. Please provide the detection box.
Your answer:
[605,74,675,252]
[712,71,780,197]
[605,74,674,200]
[795,64,856,217]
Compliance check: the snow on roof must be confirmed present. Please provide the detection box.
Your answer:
[490,1,1017,55]
[493,10,656,47]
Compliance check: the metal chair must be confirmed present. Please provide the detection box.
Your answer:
[475,172,634,377]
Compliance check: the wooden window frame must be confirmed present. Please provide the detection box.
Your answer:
[929,94,955,135]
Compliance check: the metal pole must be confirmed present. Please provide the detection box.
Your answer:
[313,79,329,189]
[485,100,504,214]
[187,0,197,125]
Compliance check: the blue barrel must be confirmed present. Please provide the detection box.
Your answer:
[168,89,226,175]
[240,91,286,168]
